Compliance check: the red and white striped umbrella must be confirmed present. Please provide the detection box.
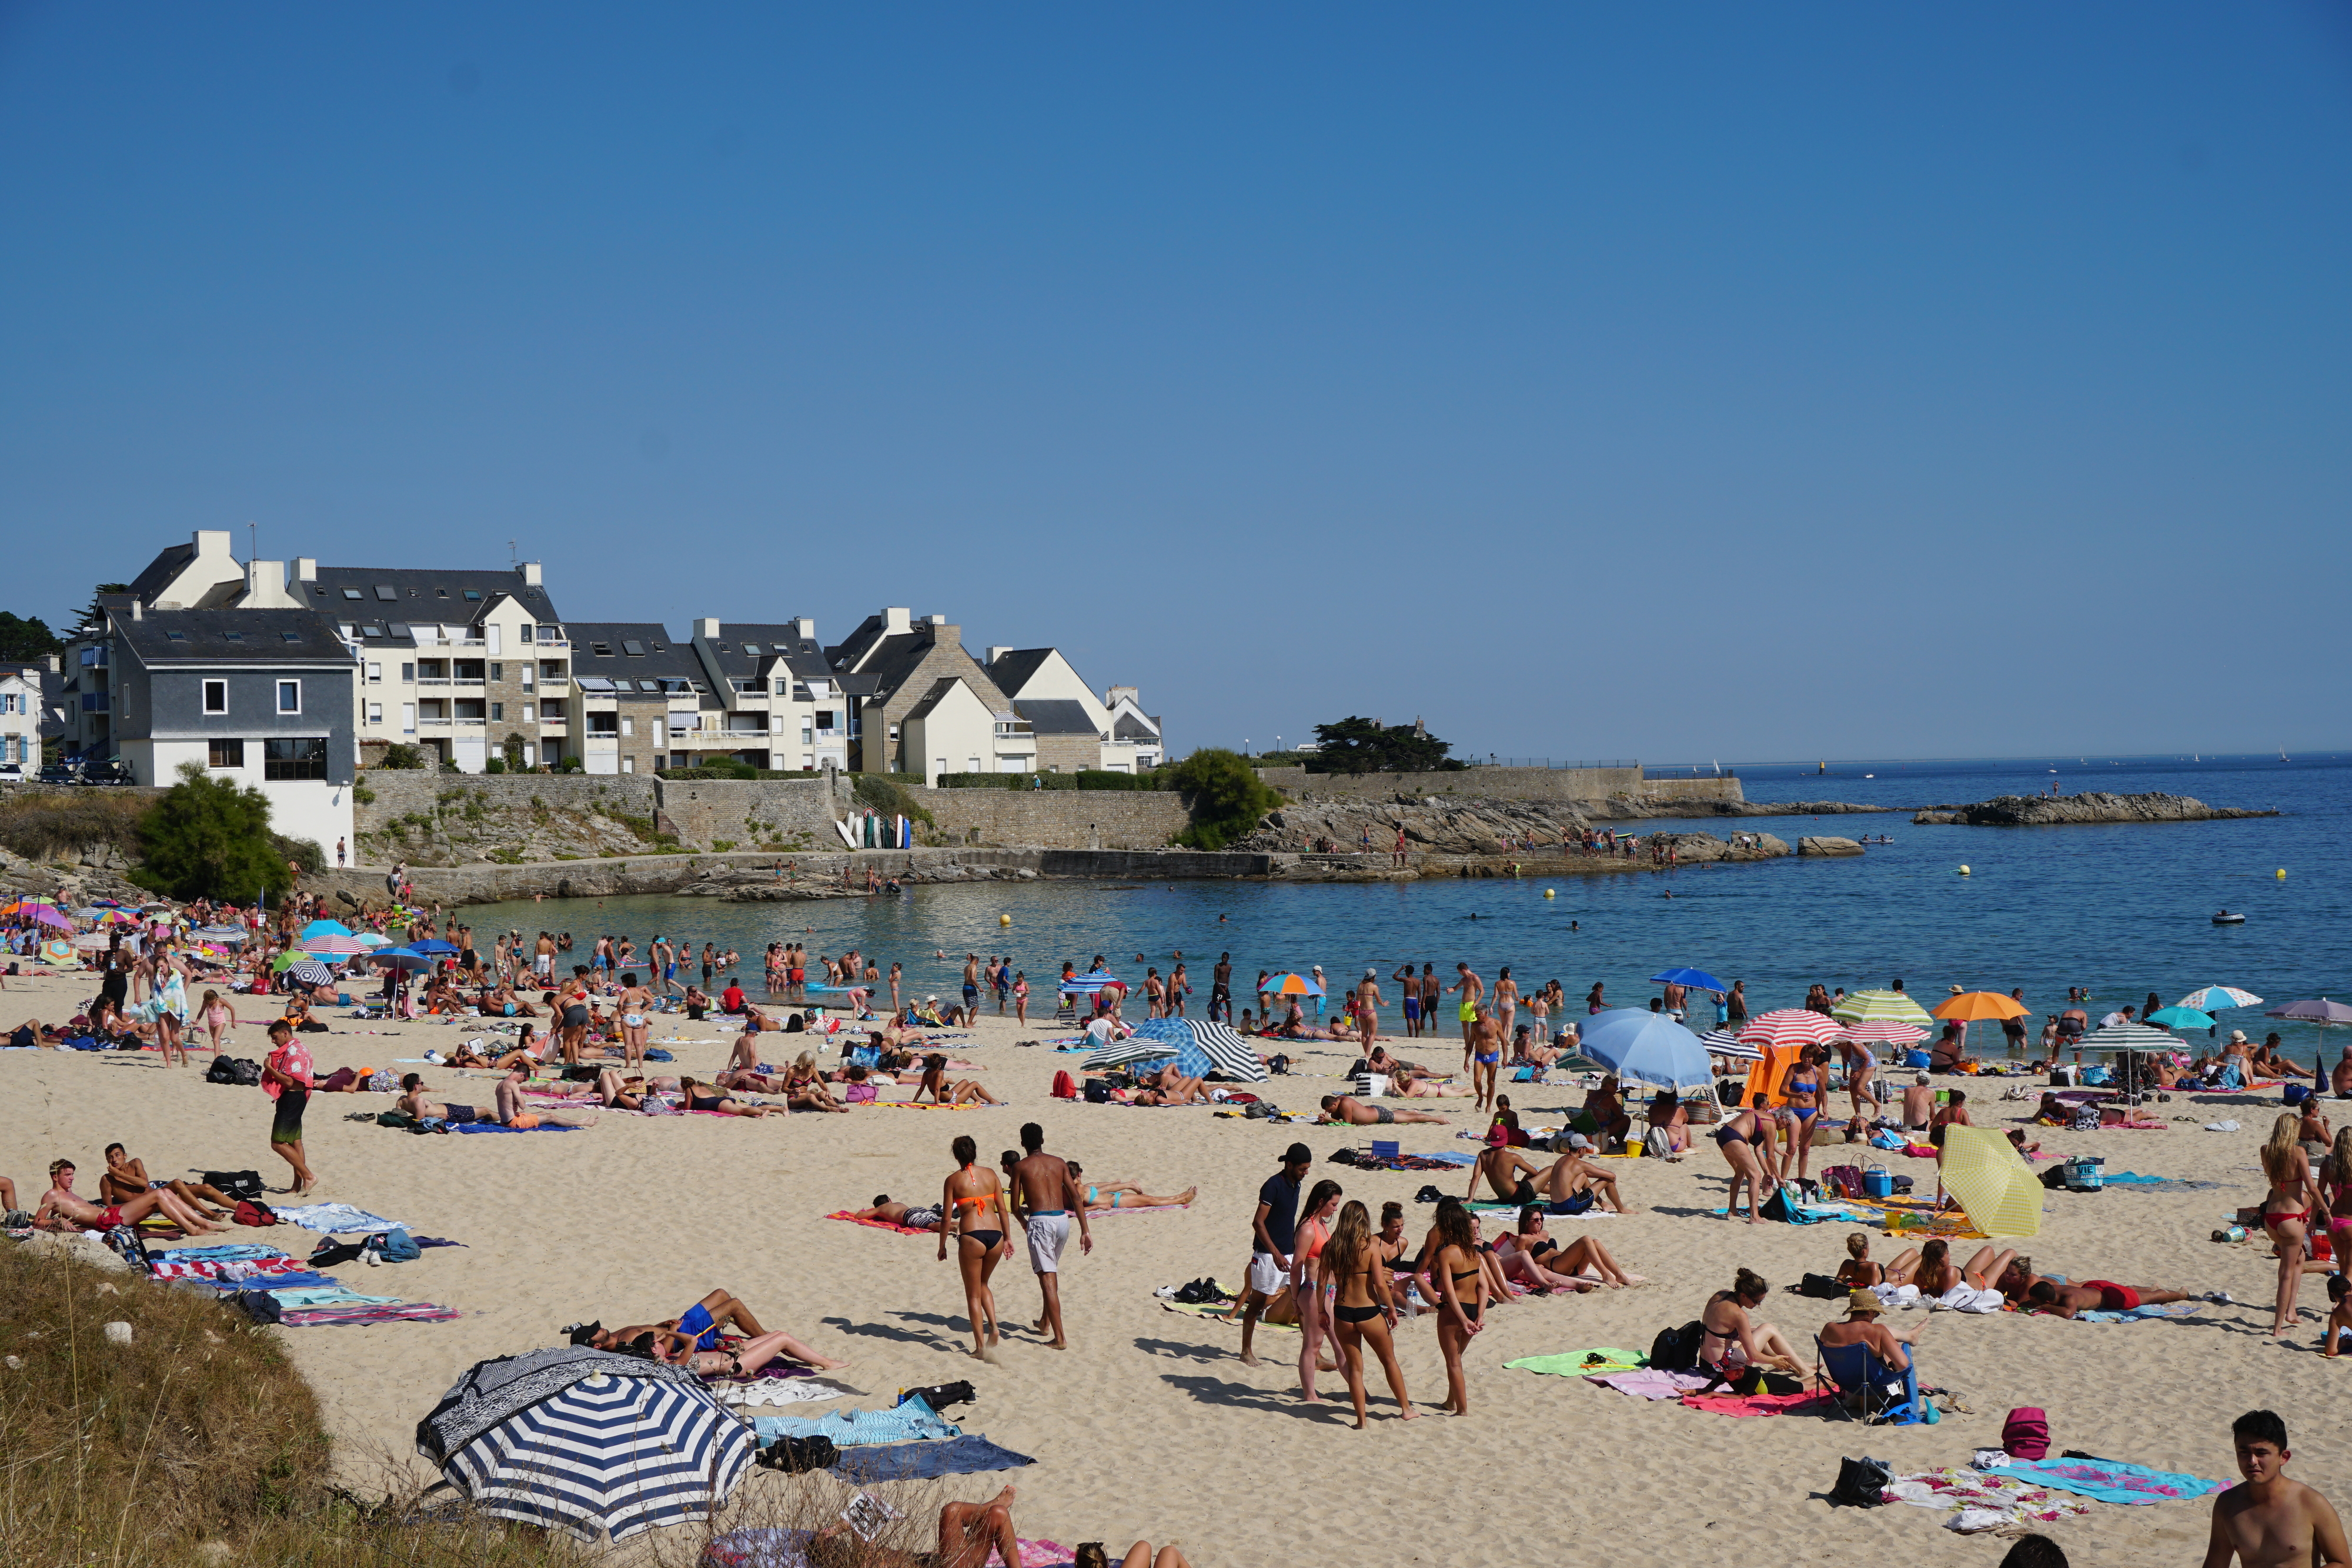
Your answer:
[1835,1020,1927,1046]
[301,934,368,958]
[1737,1008,1844,1051]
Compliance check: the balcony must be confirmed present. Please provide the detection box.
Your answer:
[418,717,453,727]
[416,677,452,687]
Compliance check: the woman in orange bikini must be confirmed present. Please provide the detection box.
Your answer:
[2261,1112,2329,1339]
[940,1134,1015,1360]
[1293,1179,1343,1403]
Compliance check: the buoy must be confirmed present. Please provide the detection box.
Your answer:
[999,913,1011,925]
[2277,869,2287,880]
[1543,889,1555,900]
[1958,865,1971,876]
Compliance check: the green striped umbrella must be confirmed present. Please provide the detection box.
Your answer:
[1830,989,1933,1027]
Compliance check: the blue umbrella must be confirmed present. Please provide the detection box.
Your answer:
[2146,1005,2216,1031]
[1061,970,1120,992]
[1575,1008,1715,1091]
[407,938,461,955]
[368,947,437,971]
[1650,968,1727,992]
[299,918,352,939]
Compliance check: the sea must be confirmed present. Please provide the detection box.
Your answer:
[459,753,2351,1072]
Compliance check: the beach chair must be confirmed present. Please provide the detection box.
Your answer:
[1814,1336,1923,1425]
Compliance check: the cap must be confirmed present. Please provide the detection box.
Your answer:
[1847,1289,1885,1315]
[1567,1132,1593,1150]
[1485,1123,1510,1145]
[1365,968,1377,978]
[1281,1142,1313,1165]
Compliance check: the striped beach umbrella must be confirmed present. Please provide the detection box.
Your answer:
[1937,1126,2042,1238]
[283,958,336,988]
[1699,1028,1763,1062]
[193,925,249,942]
[40,938,77,965]
[1835,1020,1927,1047]
[354,932,395,948]
[1737,1008,1845,1050]
[1831,989,1935,1026]
[2079,1022,2180,1052]
[1060,970,1120,993]
[421,1351,751,1543]
[2177,985,2262,1011]
[1120,1017,1269,1082]
[301,934,368,957]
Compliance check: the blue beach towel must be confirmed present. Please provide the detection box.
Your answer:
[833,1435,1035,1482]
[1993,1457,2226,1505]
[750,1396,958,1447]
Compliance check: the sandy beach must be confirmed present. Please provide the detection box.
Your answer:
[3,963,2338,1566]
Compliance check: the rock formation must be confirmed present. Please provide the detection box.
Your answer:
[1798,837,1865,856]
[1910,792,2278,827]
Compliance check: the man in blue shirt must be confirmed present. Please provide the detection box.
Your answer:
[1238,1142,1311,1366]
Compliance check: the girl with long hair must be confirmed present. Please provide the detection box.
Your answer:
[1431,1201,1484,1415]
[2261,1112,2328,1338]
[1295,1179,1344,1401]
[1318,1199,1415,1427]
[941,1134,1015,1360]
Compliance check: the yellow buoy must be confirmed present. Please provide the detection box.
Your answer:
[999,913,1012,925]
[1543,889,1555,899]
[1958,865,1972,875]
[2277,868,2287,880]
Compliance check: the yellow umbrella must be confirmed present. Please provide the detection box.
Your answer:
[1937,1125,2042,1238]
[1935,991,2029,1021]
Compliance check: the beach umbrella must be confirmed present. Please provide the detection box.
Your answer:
[1120,1017,1268,1081]
[1937,1126,2042,1238]
[1933,991,2030,1022]
[69,932,113,951]
[2178,986,2262,1012]
[299,918,352,938]
[368,947,438,971]
[1578,1008,1715,1091]
[283,958,336,988]
[301,934,368,957]
[1060,970,1120,993]
[355,932,395,948]
[407,938,460,955]
[2267,999,2352,1026]
[2146,1005,2216,1031]
[19,906,71,929]
[1738,1009,1845,1049]
[1263,972,1324,997]
[417,1348,751,1542]
[2079,1021,2180,1052]
[193,925,248,942]
[40,938,76,965]
[1698,1027,1764,1062]
[1831,989,1935,1026]
[1649,967,1727,992]
[1836,1020,1929,1047]
[1083,1034,1180,1070]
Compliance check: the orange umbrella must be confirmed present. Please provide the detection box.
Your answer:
[1935,991,2029,1021]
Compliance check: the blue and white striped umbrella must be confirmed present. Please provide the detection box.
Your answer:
[1699,1027,1764,1062]
[1061,970,1121,992]
[440,1369,752,1542]
[1090,1017,1269,1081]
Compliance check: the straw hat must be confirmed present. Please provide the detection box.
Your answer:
[2230,1030,2248,1044]
[1847,1289,1886,1316]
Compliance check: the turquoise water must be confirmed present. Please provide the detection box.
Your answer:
[460,753,2350,1071]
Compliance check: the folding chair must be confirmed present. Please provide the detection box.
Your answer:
[1815,1336,1923,1425]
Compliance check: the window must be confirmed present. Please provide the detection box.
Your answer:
[741,643,761,656]
[208,738,244,768]
[262,737,328,780]
[387,623,408,637]
[281,631,300,643]
[435,587,449,598]
[374,585,396,601]
[455,700,485,721]
[801,727,812,744]
[888,724,901,741]
[519,666,533,689]
[222,630,242,643]
[540,699,566,721]
[620,757,634,773]
[463,589,480,601]
[620,716,634,737]
[366,702,383,724]
[587,713,617,736]
[488,663,502,680]
[774,680,789,696]
[399,662,414,682]
[402,703,415,732]
[165,629,187,642]
[342,587,363,601]
[363,625,385,638]
[202,680,227,714]
[591,642,612,656]
[622,640,644,656]
[276,681,300,714]
[490,703,503,721]
[733,678,761,693]
[365,662,381,684]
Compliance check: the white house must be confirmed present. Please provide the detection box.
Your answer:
[900,677,1035,784]
[0,664,46,774]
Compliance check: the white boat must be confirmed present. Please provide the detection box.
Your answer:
[2212,911,2247,926]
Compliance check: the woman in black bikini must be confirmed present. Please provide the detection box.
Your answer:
[676,1077,783,1117]
[940,1134,1015,1362]
[1699,1268,1808,1382]
[1429,1201,1484,1416]
[1712,1095,1772,1223]
[1317,1199,1416,1427]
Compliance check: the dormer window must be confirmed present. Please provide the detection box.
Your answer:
[362,625,385,637]
[622,640,644,656]
[342,588,363,601]
[715,642,731,653]
[436,588,449,598]
[222,630,243,643]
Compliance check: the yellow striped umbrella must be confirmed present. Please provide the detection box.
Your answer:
[1937,1125,2042,1238]
[1831,989,1934,1025]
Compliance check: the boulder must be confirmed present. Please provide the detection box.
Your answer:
[1798,837,1865,857]
[1912,792,2277,826]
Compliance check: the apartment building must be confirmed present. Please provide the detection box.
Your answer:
[983,648,1165,773]
[684,620,857,773]
[564,623,709,775]
[823,608,1033,777]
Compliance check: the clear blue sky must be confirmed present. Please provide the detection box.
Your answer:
[4,4,2347,761]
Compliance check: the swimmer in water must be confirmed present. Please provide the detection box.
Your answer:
[1570,921,1579,931]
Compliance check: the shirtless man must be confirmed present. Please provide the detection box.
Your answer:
[1318,1094,1447,1126]
[851,1196,946,1233]
[98,1143,236,1221]
[1450,962,1485,1069]
[1011,1123,1093,1349]
[1900,1073,1936,1132]
[1542,1135,1633,1212]
[2026,1277,2199,1318]
[1469,1140,1547,1203]
[396,1071,539,1126]
[1465,1005,1504,1111]
[1354,968,1382,1045]
[34,1158,226,1235]
[2203,1409,2350,1568]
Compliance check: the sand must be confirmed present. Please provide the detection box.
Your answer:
[2,964,2337,1566]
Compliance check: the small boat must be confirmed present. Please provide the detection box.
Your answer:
[2212,910,2247,925]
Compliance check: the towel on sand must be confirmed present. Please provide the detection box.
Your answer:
[274,1203,410,1233]
[2064,1300,2206,1325]
[827,1210,935,1236]
[833,1435,1035,1482]
[751,1398,959,1447]
[1504,1348,1648,1378]
[1592,1369,1714,1400]
[719,1376,859,1410]
[1883,1467,2097,1532]
[703,1529,1072,1568]
[1680,1389,1834,1417]
[1990,1456,2226,1504]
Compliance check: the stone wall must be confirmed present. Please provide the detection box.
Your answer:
[354,770,656,836]
[904,784,1190,850]
[1251,765,1745,815]
[652,778,838,850]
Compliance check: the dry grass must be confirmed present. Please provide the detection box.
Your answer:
[0,1241,590,1568]
[0,789,153,862]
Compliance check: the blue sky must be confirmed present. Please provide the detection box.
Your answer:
[4,4,2347,761]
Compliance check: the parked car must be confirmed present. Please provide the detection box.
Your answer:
[38,761,82,784]
[81,760,137,785]
[0,761,22,782]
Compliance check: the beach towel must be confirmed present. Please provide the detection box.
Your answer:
[278,1301,460,1325]
[2063,1299,2205,1325]
[722,1376,860,1410]
[1987,1456,2226,1504]
[451,1121,584,1133]
[1680,1389,1833,1417]
[1882,1467,2097,1532]
[274,1203,410,1233]
[2102,1171,2225,1191]
[833,1435,1035,1482]
[1504,1347,1649,1378]
[751,1398,958,1447]
[827,1210,935,1236]
[1589,1369,1713,1400]
[1158,1295,1299,1334]
[1935,1285,2007,1313]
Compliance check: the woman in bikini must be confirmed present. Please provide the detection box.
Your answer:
[659,1325,852,1378]
[1712,1096,1772,1223]
[1317,1199,1416,1426]
[940,1134,1015,1361]
[2320,1128,2352,1293]
[916,1054,1004,1106]
[1374,1201,1412,1275]
[676,1077,784,1117]
[1775,1045,1827,1183]
[2261,1112,2328,1339]
[1699,1268,1808,1381]
[1293,1179,1345,1402]
[1836,1232,1882,1288]
[1501,1206,1641,1289]
[781,1052,848,1113]
[1882,1238,2016,1301]
[615,971,653,1069]
[1061,1162,1195,1211]
[1838,1031,1880,1118]
[1429,1201,1485,1415]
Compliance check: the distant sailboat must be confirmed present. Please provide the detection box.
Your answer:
[2281,747,2291,762]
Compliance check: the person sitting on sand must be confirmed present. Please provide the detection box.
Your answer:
[1698,1267,1810,1380]
[776,1052,848,1112]
[34,1158,227,1235]
[1469,1136,1546,1203]
[1498,1206,1640,1289]
[1644,1091,1692,1156]
[850,1196,946,1232]
[1818,1289,1928,1389]
[1883,1238,2015,1298]
[2253,1034,2303,1083]
[1901,1073,1937,1131]
[2024,1278,2203,1318]
[1836,1232,1883,1288]
[804,1486,1025,1568]
[915,1054,1004,1106]
[1318,1094,1447,1127]
[1061,1161,1195,1211]
[594,1069,648,1110]
[1580,1075,1632,1147]
[98,1143,236,1221]
[573,1288,846,1370]
[1541,1135,1633,1212]
[2033,1091,2073,1126]
[1929,1023,1977,1073]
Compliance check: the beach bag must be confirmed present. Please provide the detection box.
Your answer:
[1829,1455,1892,1507]
[205,1170,266,1202]
[754,1434,838,1474]
[1051,1071,1078,1101]
[235,1288,283,1325]
[2002,1407,2051,1460]
[1822,1165,1863,1199]
[225,1057,262,1086]
[231,1199,277,1228]
[205,1057,241,1085]
[365,1228,420,1263]
[1083,1081,1112,1104]
[1760,1183,1816,1224]
[897,1380,975,1412]
[1649,1319,1707,1372]
[102,1225,152,1273]
[376,1110,416,1129]
[1798,1272,1848,1299]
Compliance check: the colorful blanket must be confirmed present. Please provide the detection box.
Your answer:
[278,1301,460,1325]
[1681,1389,1834,1417]
[1883,1467,2097,1532]
[826,1210,937,1236]
[1990,1456,2226,1505]
[1504,1348,1648,1378]
[2062,1300,2206,1325]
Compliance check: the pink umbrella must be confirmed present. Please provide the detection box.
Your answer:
[23,905,71,929]
[300,934,368,958]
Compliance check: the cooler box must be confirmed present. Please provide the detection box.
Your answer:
[1862,1165,1895,1199]
[1370,1139,1401,1161]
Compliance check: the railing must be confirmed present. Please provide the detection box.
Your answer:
[415,677,452,686]
[1458,758,1641,770]
[418,717,452,727]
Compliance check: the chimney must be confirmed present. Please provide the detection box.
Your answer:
[129,599,141,621]
[519,561,543,587]
[192,529,233,560]
[985,646,1012,667]
[293,557,317,582]
[928,620,959,649]
[696,618,721,640]
[791,617,817,643]
[883,607,911,636]
[45,653,61,674]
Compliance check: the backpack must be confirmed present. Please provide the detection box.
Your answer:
[204,1170,265,1202]
[1267,1054,1291,1075]
[2002,1407,2051,1460]
[1083,1081,1111,1104]
[235,1288,283,1325]
[754,1435,838,1473]
[231,1199,278,1228]
[1820,1165,1864,1199]
[205,1057,239,1085]
[1829,1455,1892,1507]
[1798,1272,1848,1299]
[1050,1071,1078,1101]
[1649,1319,1708,1372]
[102,1224,153,1273]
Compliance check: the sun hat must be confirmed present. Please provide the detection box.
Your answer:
[1847,1289,1886,1316]
[2230,1030,2248,1043]
[1949,984,1965,994]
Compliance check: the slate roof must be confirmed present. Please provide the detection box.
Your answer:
[113,609,354,666]
[1013,698,1100,737]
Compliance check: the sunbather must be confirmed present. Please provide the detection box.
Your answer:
[2025,1278,2199,1318]
[1391,1074,1473,1099]
[594,1069,647,1110]
[916,1054,1003,1106]
[1062,1162,1195,1211]
[1502,1208,1640,1288]
[1644,1091,1692,1156]
[806,1486,1024,1568]
[396,1073,504,1125]
[1132,1060,1207,1106]
[1836,1233,1883,1288]
[574,1288,846,1369]
[34,1158,226,1235]
[1541,1136,1633,1212]
[1883,1239,2014,1296]
[851,1196,946,1232]
[663,1325,853,1377]
[679,1076,784,1116]
[1318,1094,1447,1126]
[98,1144,235,1221]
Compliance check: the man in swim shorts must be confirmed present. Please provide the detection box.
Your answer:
[35,1158,226,1235]
[2024,1278,2197,1318]
[1466,1004,1504,1111]
[1451,962,1485,1069]
[1317,1094,1447,1126]
[1011,1122,1093,1349]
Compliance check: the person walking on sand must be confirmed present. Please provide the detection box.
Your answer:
[940,1134,1014,1362]
[260,1018,317,1196]
[1467,1004,1504,1111]
[1451,962,1485,1070]
[2204,1409,2350,1568]
[1237,1143,1309,1368]
[1355,968,1382,1044]
[1012,1122,1093,1349]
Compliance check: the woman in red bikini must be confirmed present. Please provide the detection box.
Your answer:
[2261,1112,2330,1339]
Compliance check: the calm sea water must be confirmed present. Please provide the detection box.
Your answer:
[462,753,2351,1070]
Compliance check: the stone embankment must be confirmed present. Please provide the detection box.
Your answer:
[1910,792,2279,826]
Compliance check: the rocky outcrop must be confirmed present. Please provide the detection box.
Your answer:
[1910,792,2279,827]
[1799,836,1865,856]
[1235,798,1590,857]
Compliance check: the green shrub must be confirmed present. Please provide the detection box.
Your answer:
[851,772,935,827]
[485,757,506,774]
[376,743,426,770]
[272,834,325,875]
[350,784,376,805]
[1164,748,1282,850]
[135,763,293,902]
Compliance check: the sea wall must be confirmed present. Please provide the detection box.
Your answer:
[903,784,1190,850]
[1251,765,1745,816]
